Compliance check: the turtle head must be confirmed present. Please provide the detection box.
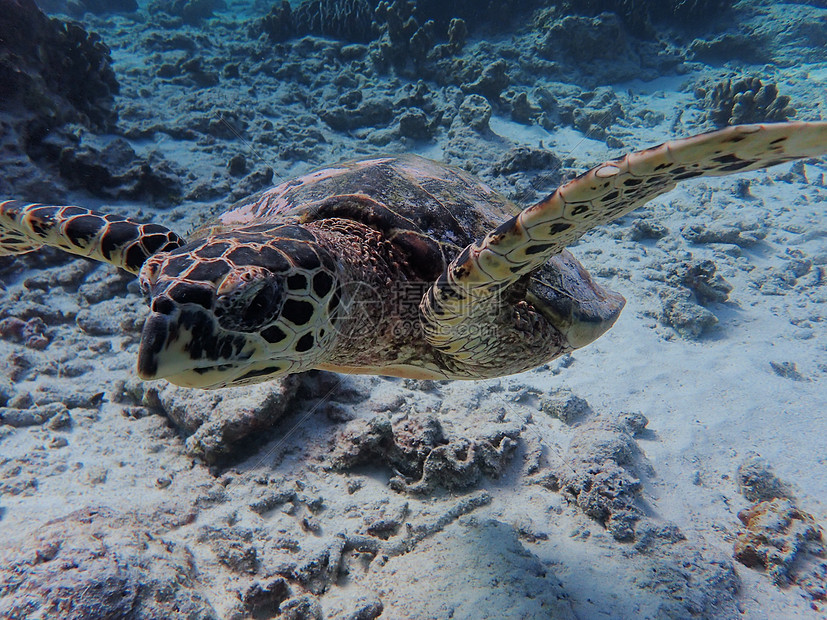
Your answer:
[136,224,342,388]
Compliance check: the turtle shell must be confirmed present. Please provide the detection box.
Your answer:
[214,154,624,347]
[215,155,519,281]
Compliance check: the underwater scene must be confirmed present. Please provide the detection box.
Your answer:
[1,0,826,617]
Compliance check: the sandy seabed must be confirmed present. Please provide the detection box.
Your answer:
[0,0,825,618]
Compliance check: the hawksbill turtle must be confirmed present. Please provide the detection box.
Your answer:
[0,122,825,389]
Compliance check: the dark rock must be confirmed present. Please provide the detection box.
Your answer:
[0,402,67,427]
[736,456,791,503]
[241,579,291,618]
[670,259,733,305]
[319,97,395,130]
[233,167,275,199]
[629,218,669,240]
[559,0,736,37]
[227,153,247,176]
[345,597,384,620]
[180,57,219,87]
[280,594,323,620]
[329,413,520,493]
[148,0,226,25]
[508,92,540,124]
[493,146,561,176]
[123,376,301,463]
[769,361,808,382]
[538,12,632,65]
[56,139,183,202]
[659,288,718,339]
[561,87,625,140]
[0,316,51,350]
[534,416,646,541]
[461,60,509,101]
[681,222,766,247]
[143,31,198,52]
[397,108,431,140]
[689,32,770,65]
[540,390,592,424]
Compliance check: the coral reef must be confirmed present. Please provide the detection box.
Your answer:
[262,0,543,45]
[36,0,138,16]
[371,1,438,73]
[558,0,737,37]
[696,76,796,128]
[262,0,375,43]
[147,0,226,25]
[0,0,119,131]
[0,0,129,201]
[0,0,824,617]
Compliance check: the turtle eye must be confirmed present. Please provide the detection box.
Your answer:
[139,257,162,302]
[215,266,283,332]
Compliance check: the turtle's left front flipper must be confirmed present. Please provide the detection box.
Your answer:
[0,201,185,274]
[422,121,827,373]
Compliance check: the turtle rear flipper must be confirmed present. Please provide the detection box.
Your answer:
[423,121,827,375]
[0,200,185,274]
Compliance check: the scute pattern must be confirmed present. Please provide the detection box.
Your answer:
[218,154,519,250]
[0,200,185,274]
[136,223,342,388]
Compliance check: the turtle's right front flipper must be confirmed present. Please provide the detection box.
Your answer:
[0,201,185,274]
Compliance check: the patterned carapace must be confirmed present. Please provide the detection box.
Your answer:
[1,122,825,388]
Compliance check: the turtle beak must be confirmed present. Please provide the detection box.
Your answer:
[137,309,254,389]
[137,312,171,380]
[137,311,206,383]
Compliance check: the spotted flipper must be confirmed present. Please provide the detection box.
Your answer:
[423,121,827,357]
[0,201,186,274]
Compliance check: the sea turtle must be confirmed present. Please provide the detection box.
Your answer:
[1,122,825,389]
